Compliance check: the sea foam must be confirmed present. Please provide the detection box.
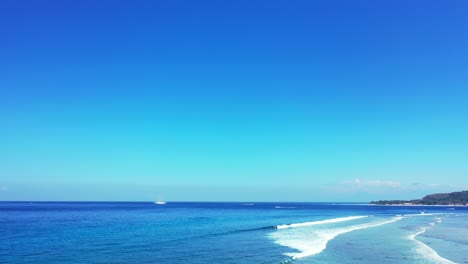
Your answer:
[408,221,456,264]
[403,212,445,217]
[276,215,368,229]
[270,216,402,259]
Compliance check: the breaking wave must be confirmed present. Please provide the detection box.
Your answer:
[408,219,455,264]
[270,216,402,259]
[276,215,368,229]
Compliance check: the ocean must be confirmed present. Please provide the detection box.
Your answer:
[1,202,467,263]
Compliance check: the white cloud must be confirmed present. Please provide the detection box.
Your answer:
[348,178,401,189]
[324,178,468,201]
[326,178,402,194]
[329,178,467,194]
[354,179,401,188]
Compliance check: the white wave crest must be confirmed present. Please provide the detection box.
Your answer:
[408,226,455,264]
[404,213,444,217]
[271,216,402,259]
[276,215,368,229]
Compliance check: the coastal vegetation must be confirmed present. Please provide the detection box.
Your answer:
[370,190,468,205]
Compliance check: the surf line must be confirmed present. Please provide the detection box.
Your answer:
[276,215,368,229]
[408,221,456,264]
[271,216,403,259]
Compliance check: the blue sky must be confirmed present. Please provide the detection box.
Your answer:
[1,0,467,201]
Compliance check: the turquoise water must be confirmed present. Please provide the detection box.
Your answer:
[1,202,467,263]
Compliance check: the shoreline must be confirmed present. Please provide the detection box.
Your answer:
[368,203,468,207]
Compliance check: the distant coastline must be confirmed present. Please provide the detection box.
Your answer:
[370,190,468,206]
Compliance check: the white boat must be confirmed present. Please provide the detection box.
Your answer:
[154,200,167,205]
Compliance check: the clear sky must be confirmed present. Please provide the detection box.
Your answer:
[1,0,467,201]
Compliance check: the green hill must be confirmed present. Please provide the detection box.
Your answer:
[370,190,468,205]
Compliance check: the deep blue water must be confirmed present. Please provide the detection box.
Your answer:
[1,202,467,263]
